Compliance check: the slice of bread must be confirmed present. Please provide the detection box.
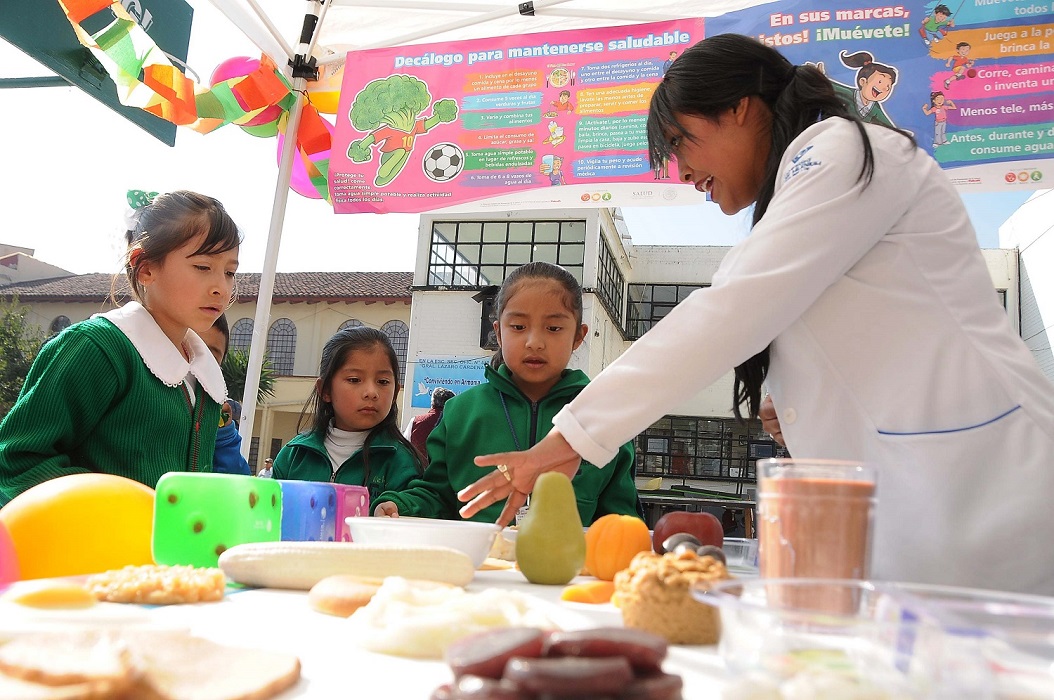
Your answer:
[0,629,300,700]
[0,630,134,689]
[123,631,301,700]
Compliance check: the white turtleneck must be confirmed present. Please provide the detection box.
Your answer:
[323,422,368,474]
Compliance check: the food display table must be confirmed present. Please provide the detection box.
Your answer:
[1,569,733,698]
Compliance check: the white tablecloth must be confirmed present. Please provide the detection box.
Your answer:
[130,569,732,698]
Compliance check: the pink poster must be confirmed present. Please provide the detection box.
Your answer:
[330,19,707,214]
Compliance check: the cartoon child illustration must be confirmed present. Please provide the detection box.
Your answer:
[662,51,678,75]
[540,155,567,185]
[945,42,975,89]
[542,121,566,146]
[919,4,954,46]
[550,90,575,114]
[347,74,459,186]
[923,91,957,148]
[825,50,899,127]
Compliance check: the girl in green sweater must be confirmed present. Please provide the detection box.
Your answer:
[0,191,241,506]
[374,262,641,525]
[272,327,422,503]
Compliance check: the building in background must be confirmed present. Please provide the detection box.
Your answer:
[0,270,411,471]
[999,190,1053,383]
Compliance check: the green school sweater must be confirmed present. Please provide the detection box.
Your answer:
[272,429,422,504]
[378,364,641,524]
[0,318,219,507]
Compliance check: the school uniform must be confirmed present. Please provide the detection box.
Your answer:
[379,364,641,524]
[553,118,1054,594]
[0,302,224,506]
[272,428,420,504]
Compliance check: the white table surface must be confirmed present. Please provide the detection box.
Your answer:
[0,569,733,698]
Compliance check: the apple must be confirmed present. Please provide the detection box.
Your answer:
[652,511,723,553]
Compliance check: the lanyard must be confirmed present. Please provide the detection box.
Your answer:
[498,392,522,451]
[498,392,531,517]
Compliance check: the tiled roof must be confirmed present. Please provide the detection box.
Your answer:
[0,272,413,303]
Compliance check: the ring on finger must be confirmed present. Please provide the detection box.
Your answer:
[496,464,512,482]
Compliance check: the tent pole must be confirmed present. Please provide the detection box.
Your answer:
[239,0,324,461]
[237,83,306,459]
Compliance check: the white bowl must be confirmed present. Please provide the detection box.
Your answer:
[345,516,500,568]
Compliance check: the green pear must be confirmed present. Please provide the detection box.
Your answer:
[516,472,586,585]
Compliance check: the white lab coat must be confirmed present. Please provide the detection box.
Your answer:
[554,119,1054,594]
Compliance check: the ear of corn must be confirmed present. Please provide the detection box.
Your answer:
[218,542,475,590]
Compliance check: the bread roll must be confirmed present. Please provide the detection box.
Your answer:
[307,575,383,617]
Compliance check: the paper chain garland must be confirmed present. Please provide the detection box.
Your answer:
[57,0,333,201]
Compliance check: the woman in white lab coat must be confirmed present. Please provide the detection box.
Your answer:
[459,34,1054,594]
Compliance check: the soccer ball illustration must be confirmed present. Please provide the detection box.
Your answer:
[423,143,464,182]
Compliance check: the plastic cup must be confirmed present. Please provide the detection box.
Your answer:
[756,459,876,612]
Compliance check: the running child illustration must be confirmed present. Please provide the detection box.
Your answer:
[923,91,957,148]
[540,155,567,185]
[347,74,459,186]
[823,50,900,127]
[919,4,954,46]
[945,42,975,89]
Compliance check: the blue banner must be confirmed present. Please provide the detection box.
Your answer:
[409,356,489,408]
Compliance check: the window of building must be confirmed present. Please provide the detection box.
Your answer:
[381,320,409,381]
[634,415,789,485]
[426,219,586,288]
[626,284,708,340]
[997,289,1007,310]
[339,319,364,331]
[267,318,297,375]
[596,237,625,329]
[49,315,71,335]
[231,318,254,352]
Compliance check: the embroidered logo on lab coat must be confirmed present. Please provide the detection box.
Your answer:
[783,145,822,183]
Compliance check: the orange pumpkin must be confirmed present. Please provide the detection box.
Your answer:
[584,514,652,581]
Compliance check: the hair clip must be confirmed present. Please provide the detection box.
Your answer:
[126,190,159,210]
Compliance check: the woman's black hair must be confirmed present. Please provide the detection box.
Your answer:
[647,33,913,421]
[298,326,424,477]
[117,190,242,305]
[839,50,898,89]
[489,261,584,369]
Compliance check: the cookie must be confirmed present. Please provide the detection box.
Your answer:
[86,564,226,605]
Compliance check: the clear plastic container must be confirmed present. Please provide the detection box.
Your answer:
[721,537,759,574]
[692,578,1054,699]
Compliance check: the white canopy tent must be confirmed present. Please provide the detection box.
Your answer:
[216,0,776,451]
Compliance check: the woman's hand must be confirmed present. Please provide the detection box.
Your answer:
[759,395,786,447]
[458,430,582,526]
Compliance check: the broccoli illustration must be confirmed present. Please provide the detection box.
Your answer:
[347,74,459,186]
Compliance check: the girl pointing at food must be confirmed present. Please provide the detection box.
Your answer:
[460,34,1054,595]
